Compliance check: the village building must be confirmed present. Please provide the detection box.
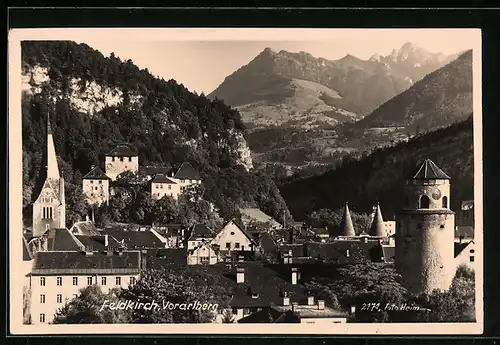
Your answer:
[82,166,111,205]
[30,249,143,324]
[167,162,202,190]
[454,240,476,270]
[104,144,139,181]
[149,173,180,200]
[212,220,255,252]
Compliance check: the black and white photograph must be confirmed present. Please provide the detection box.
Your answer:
[8,28,483,334]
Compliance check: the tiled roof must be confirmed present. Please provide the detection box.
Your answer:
[102,230,166,249]
[142,166,172,176]
[455,226,474,239]
[75,235,122,251]
[144,249,187,270]
[23,237,33,261]
[105,144,137,157]
[240,208,282,228]
[259,233,279,256]
[44,228,85,251]
[151,173,177,184]
[411,159,451,180]
[304,241,384,264]
[238,308,300,323]
[279,244,306,258]
[454,241,473,257]
[82,166,110,180]
[188,224,215,240]
[70,221,101,236]
[31,250,142,274]
[369,204,386,237]
[173,162,200,180]
[338,203,356,237]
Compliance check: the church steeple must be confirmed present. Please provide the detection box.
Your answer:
[46,110,60,180]
[339,202,356,237]
[369,202,385,237]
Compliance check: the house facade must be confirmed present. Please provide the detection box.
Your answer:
[149,174,181,200]
[82,166,110,205]
[212,220,254,252]
[104,144,139,181]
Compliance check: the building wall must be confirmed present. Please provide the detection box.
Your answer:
[82,179,109,205]
[105,156,139,181]
[170,178,202,191]
[187,244,218,265]
[384,221,396,237]
[31,273,140,324]
[455,242,476,270]
[151,182,181,200]
[213,221,253,251]
[396,179,455,295]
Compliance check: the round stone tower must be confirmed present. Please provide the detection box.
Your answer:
[395,159,455,295]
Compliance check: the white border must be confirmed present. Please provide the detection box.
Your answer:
[8,28,483,335]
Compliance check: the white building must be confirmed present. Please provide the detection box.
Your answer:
[104,144,139,181]
[149,173,180,200]
[454,241,476,270]
[212,220,255,252]
[82,166,110,205]
[30,250,142,324]
[168,162,202,191]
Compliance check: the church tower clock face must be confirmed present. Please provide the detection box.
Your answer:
[431,188,442,200]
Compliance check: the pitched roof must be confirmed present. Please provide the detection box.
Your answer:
[411,159,451,180]
[44,228,85,251]
[105,144,137,157]
[173,162,200,180]
[31,250,141,274]
[304,241,384,264]
[151,173,177,184]
[259,233,278,255]
[70,221,101,236]
[75,235,122,251]
[369,204,386,237]
[189,224,215,240]
[455,226,474,239]
[82,166,110,180]
[22,237,33,261]
[142,166,172,176]
[102,230,166,249]
[144,248,187,270]
[240,208,282,228]
[454,241,474,257]
[338,203,356,237]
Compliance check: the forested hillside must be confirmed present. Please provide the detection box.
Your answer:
[280,116,474,220]
[21,41,292,226]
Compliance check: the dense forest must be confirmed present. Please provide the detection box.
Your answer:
[21,41,292,226]
[280,115,474,220]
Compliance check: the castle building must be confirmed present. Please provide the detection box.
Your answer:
[395,159,455,294]
[104,144,139,181]
[82,166,110,205]
[336,202,356,238]
[368,203,386,238]
[32,113,66,237]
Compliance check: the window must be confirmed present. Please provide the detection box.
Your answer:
[200,257,209,263]
[168,185,172,190]
[129,157,132,162]
[160,184,163,189]
[91,193,94,197]
[40,294,45,304]
[120,157,124,162]
[112,157,115,162]
[129,277,136,285]
[40,277,45,286]
[442,196,448,208]
[101,277,107,285]
[470,249,475,253]
[57,277,62,286]
[87,277,93,285]
[116,277,121,285]
[241,245,245,251]
[72,277,78,285]
[57,294,63,303]
[73,294,78,299]
[440,225,445,229]
[470,256,475,262]
[230,231,235,235]
[235,242,240,249]
[419,195,430,209]
[90,180,94,184]
[39,313,46,323]
[99,180,102,184]
[226,242,231,249]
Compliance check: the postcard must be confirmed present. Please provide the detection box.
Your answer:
[8,27,483,335]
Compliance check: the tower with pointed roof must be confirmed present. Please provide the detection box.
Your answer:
[338,202,356,238]
[32,112,66,237]
[395,159,455,294]
[369,203,386,237]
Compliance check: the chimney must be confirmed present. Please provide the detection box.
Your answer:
[85,215,90,222]
[350,305,356,315]
[307,295,315,306]
[104,234,109,247]
[317,300,325,310]
[291,302,298,311]
[291,267,298,285]
[346,249,350,257]
[282,295,290,306]
[236,267,245,283]
[363,237,368,243]
[106,250,113,257]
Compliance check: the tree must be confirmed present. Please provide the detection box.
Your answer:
[119,269,230,323]
[23,286,32,324]
[52,285,130,324]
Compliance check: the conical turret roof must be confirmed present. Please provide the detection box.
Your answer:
[369,203,385,237]
[339,202,356,237]
[411,159,450,180]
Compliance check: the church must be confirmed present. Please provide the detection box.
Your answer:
[31,113,66,237]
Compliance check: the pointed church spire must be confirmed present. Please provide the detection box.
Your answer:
[369,202,385,237]
[46,110,60,180]
[340,202,356,237]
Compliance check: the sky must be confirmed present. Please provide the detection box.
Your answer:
[71,28,478,95]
